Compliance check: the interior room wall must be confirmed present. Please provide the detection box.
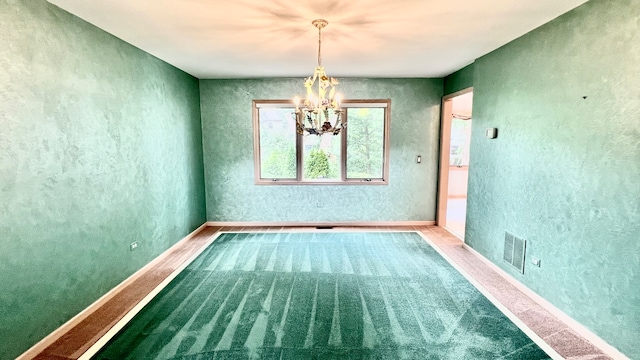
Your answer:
[443,63,474,96]
[4,0,636,357]
[199,78,443,223]
[465,0,639,357]
[0,1,207,358]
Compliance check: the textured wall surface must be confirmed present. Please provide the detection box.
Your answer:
[443,63,474,96]
[467,0,640,357]
[0,1,206,358]
[200,78,442,222]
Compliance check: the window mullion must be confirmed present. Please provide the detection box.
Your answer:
[383,104,391,182]
[296,132,303,181]
[341,110,348,181]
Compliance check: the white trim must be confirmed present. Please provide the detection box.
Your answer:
[441,225,465,242]
[16,222,210,360]
[206,221,435,227]
[78,231,224,359]
[254,100,388,108]
[462,244,629,360]
[415,232,563,360]
[216,229,423,234]
[442,86,473,101]
[342,102,388,108]
[254,102,295,108]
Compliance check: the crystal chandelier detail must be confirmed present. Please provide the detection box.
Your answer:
[294,19,345,136]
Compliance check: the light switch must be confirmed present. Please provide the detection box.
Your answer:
[485,128,498,139]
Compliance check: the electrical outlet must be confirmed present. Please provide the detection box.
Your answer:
[317,202,324,208]
[130,241,138,251]
[531,257,541,267]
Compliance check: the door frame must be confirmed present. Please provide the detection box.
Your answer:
[437,87,473,230]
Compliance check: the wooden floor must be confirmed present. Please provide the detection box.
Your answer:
[29,225,612,360]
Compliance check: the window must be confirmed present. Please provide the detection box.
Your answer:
[449,117,472,166]
[253,99,390,184]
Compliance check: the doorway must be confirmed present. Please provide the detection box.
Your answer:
[438,89,473,239]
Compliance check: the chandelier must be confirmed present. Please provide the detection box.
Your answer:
[293,19,345,136]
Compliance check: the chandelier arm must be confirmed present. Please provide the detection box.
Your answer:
[318,68,322,109]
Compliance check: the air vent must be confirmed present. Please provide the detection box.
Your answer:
[503,232,526,274]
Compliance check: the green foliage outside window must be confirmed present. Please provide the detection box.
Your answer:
[262,145,296,179]
[259,108,297,179]
[304,148,338,179]
[346,108,384,178]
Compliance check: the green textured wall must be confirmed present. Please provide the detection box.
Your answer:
[443,63,474,96]
[200,78,442,222]
[0,1,206,358]
[467,0,640,357]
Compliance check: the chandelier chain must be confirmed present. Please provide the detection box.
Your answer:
[317,24,322,66]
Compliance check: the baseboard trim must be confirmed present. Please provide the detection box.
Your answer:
[16,222,211,360]
[462,244,629,360]
[206,220,436,227]
[441,225,464,241]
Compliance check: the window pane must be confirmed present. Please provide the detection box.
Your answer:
[303,134,341,180]
[259,108,297,179]
[450,117,472,166]
[346,108,385,178]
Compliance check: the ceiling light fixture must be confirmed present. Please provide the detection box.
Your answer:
[293,19,344,136]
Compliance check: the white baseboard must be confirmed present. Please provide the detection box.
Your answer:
[441,226,465,241]
[17,222,211,360]
[206,220,436,227]
[462,244,629,360]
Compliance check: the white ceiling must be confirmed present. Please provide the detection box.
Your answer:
[47,0,588,79]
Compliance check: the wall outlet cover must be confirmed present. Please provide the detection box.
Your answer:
[532,257,541,267]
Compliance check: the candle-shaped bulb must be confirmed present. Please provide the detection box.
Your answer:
[335,93,342,108]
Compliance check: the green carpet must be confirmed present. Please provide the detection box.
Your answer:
[93,232,550,359]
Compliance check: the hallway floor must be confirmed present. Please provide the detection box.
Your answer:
[445,197,467,238]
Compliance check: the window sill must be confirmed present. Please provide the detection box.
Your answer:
[255,179,388,185]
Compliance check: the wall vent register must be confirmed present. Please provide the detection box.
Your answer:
[503,231,526,274]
